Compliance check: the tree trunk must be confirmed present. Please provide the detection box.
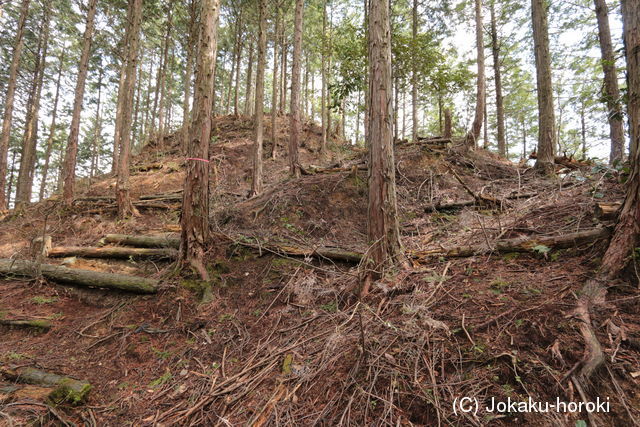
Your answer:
[157,0,175,149]
[600,0,640,277]
[411,0,419,143]
[233,14,244,117]
[244,41,255,116]
[111,65,126,174]
[594,0,626,163]
[103,234,180,248]
[116,0,143,219]
[182,0,197,153]
[251,0,267,196]
[465,0,485,148]
[89,69,104,180]
[281,38,288,113]
[62,0,98,205]
[444,108,452,139]
[39,50,65,201]
[15,3,51,208]
[0,259,158,294]
[490,0,506,157]
[321,0,327,152]
[366,0,404,284]
[289,0,304,178]
[0,0,31,209]
[531,0,556,173]
[48,246,177,260]
[271,6,280,159]
[180,0,220,280]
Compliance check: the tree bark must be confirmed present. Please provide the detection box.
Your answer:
[89,69,104,180]
[411,0,419,143]
[157,0,175,149]
[39,50,65,201]
[103,234,180,248]
[111,64,127,173]
[0,0,31,209]
[321,0,328,152]
[182,0,197,153]
[0,259,158,293]
[15,3,51,208]
[62,0,98,205]
[244,41,255,116]
[233,13,244,117]
[271,5,280,159]
[116,0,143,219]
[366,0,404,282]
[465,0,485,148]
[251,0,267,196]
[531,0,556,173]
[594,0,626,163]
[180,0,220,280]
[289,0,304,178]
[490,0,506,157]
[444,108,452,139]
[48,246,177,260]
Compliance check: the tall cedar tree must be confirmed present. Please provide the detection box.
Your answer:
[0,0,31,208]
[411,0,418,143]
[601,0,640,277]
[62,0,98,205]
[531,0,556,172]
[364,0,404,293]
[115,0,143,218]
[289,0,304,177]
[490,0,506,157]
[182,0,197,153]
[465,0,485,148]
[271,4,280,158]
[180,0,220,280]
[251,0,267,196]
[595,0,626,163]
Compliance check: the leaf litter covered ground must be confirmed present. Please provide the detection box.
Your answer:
[0,114,639,426]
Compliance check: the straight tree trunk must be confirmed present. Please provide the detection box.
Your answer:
[281,38,288,113]
[157,0,175,149]
[62,0,98,205]
[89,69,104,180]
[303,53,309,119]
[244,41,255,116]
[233,14,244,116]
[112,60,127,173]
[366,0,404,284]
[289,0,304,178]
[251,0,267,196]
[465,0,485,148]
[15,3,51,207]
[600,0,640,277]
[321,0,327,152]
[531,0,556,173]
[411,0,418,143]
[182,0,197,153]
[594,0,626,163]
[490,0,506,157]
[151,47,165,135]
[39,50,65,201]
[271,6,280,159]
[181,0,221,280]
[310,68,315,121]
[393,75,399,140]
[0,0,31,208]
[115,0,143,218]
[142,58,154,143]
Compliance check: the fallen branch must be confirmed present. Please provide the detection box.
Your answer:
[447,166,505,209]
[0,318,52,330]
[425,192,538,213]
[300,164,367,175]
[594,202,621,221]
[0,259,158,293]
[0,366,91,405]
[102,234,180,249]
[411,227,611,259]
[48,246,177,260]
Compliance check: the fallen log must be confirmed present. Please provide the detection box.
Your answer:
[301,164,367,175]
[238,241,363,263]
[0,318,52,330]
[0,366,91,405]
[594,202,621,221]
[411,227,611,259]
[48,246,177,260]
[103,234,180,248]
[529,152,592,169]
[0,259,158,293]
[425,192,537,213]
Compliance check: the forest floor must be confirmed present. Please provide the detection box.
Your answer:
[0,114,639,426]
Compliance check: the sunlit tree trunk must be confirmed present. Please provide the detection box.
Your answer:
[251,0,267,196]
[62,0,98,205]
[365,0,404,290]
[90,69,104,180]
[271,5,280,159]
[289,0,304,177]
[531,0,556,173]
[0,0,31,208]
[181,0,221,280]
[244,42,254,116]
[465,0,485,148]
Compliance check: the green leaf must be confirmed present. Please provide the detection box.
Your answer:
[532,245,551,254]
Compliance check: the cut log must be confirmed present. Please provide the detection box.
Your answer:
[411,227,611,259]
[0,366,91,405]
[0,318,52,330]
[425,192,537,213]
[0,259,158,293]
[48,246,177,260]
[103,234,180,248]
[594,202,621,221]
[301,164,367,175]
